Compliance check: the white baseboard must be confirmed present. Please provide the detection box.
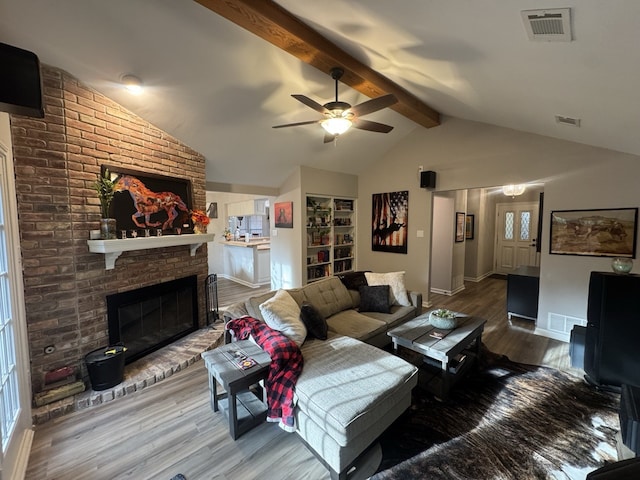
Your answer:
[217,274,269,289]
[430,284,466,296]
[533,327,570,343]
[463,271,494,283]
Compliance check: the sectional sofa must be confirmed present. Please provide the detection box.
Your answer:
[222,273,421,479]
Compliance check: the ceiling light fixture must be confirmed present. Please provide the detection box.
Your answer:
[502,184,526,197]
[321,116,352,136]
[120,74,143,95]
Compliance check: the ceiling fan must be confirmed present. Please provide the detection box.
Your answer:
[272,67,398,143]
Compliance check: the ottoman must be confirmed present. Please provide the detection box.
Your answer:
[295,333,418,479]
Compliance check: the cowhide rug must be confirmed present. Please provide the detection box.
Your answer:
[372,352,620,480]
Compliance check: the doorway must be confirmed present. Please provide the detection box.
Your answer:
[429,185,544,295]
[494,201,540,274]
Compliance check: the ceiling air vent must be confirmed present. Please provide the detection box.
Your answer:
[521,8,572,42]
[555,115,581,127]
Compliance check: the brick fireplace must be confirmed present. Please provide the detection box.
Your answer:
[10,65,210,409]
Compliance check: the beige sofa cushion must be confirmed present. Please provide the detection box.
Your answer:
[245,287,305,321]
[325,309,387,342]
[302,277,353,319]
[259,289,307,347]
[361,305,417,328]
[296,333,418,446]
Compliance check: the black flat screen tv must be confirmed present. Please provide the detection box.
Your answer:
[0,42,44,118]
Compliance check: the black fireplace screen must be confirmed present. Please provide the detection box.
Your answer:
[107,275,198,364]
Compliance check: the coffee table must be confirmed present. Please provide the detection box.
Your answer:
[388,311,486,400]
[202,340,271,439]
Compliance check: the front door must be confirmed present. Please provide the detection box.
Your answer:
[494,202,539,274]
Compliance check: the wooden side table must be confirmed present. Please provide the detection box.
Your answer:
[202,340,271,440]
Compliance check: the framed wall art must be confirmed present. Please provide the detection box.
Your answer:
[455,212,465,242]
[465,214,475,240]
[104,165,194,235]
[549,207,638,257]
[372,190,408,254]
[274,201,293,228]
[207,202,218,219]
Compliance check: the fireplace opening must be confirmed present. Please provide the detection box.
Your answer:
[107,275,199,364]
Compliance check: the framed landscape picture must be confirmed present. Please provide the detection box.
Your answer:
[549,207,638,257]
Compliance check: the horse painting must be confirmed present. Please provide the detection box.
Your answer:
[113,175,189,230]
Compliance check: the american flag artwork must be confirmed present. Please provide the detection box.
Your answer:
[372,190,408,253]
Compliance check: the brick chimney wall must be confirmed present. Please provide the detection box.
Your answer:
[10,65,209,395]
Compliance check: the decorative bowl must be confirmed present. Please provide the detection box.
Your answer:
[429,309,458,330]
[611,257,633,274]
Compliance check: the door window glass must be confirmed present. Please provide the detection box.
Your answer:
[520,211,531,241]
[504,211,514,240]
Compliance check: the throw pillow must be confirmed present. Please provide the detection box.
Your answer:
[337,270,370,291]
[359,285,391,313]
[299,302,328,340]
[364,271,411,306]
[259,289,307,347]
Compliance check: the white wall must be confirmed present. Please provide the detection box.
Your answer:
[270,168,302,289]
[464,189,481,280]
[359,116,640,342]
[431,194,454,293]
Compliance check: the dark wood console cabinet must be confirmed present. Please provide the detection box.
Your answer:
[507,266,540,321]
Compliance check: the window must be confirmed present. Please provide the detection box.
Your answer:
[0,165,18,453]
[504,211,514,240]
[520,211,531,241]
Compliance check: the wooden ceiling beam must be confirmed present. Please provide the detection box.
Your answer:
[194,0,440,129]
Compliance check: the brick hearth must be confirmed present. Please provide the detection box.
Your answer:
[32,327,224,424]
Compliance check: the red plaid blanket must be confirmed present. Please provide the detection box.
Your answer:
[226,316,303,431]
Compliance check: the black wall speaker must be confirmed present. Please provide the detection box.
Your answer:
[420,170,436,189]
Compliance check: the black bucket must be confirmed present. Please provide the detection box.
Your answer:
[85,345,126,391]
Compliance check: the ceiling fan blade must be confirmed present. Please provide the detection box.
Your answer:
[272,120,320,129]
[292,94,330,114]
[323,132,336,143]
[353,118,394,133]
[349,94,398,117]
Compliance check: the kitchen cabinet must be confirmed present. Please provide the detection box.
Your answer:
[222,239,271,287]
[227,199,268,217]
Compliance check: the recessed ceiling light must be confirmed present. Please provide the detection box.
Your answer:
[120,74,143,95]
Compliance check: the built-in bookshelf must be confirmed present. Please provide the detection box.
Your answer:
[305,195,356,283]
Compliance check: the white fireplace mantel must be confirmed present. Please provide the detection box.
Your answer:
[87,233,215,270]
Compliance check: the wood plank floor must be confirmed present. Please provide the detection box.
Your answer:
[216,277,271,310]
[25,276,578,480]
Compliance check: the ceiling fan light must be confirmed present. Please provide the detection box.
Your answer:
[321,117,352,135]
[502,184,526,197]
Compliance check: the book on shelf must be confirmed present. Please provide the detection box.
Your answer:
[334,199,353,211]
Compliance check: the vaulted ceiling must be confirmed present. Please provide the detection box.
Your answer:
[1,1,639,189]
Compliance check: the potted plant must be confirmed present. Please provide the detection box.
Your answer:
[93,168,116,239]
[429,308,458,330]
